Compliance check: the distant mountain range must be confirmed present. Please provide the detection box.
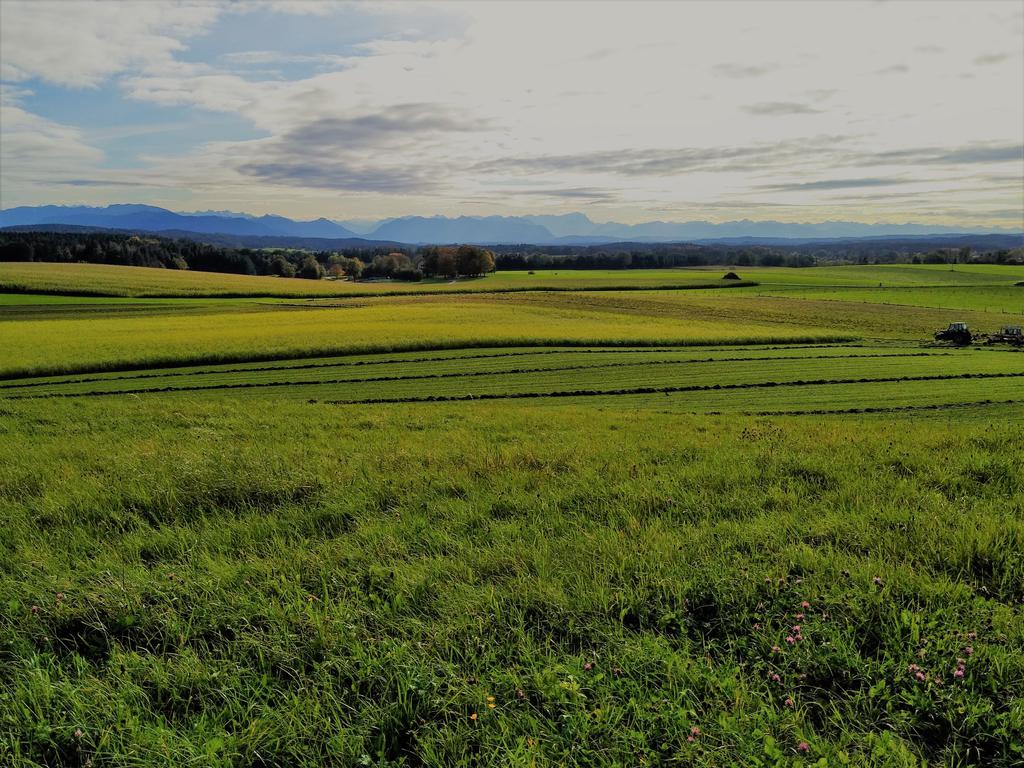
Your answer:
[0,204,357,239]
[2,204,1020,245]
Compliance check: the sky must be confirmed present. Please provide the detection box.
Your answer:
[1,0,1022,227]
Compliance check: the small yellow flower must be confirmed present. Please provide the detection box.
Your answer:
[470,712,478,721]
[488,702,496,709]
[486,695,495,703]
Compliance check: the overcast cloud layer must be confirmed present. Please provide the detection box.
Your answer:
[1,0,1022,226]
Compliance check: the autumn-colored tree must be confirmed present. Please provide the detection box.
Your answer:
[437,248,458,278]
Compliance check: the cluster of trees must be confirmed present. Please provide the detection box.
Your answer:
[363,252,421,280]
[419,245,496,278]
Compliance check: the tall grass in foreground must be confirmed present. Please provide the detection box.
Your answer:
[0,396,1020,767]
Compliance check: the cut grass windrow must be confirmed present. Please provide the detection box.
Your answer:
[0,349,949,393]
[292,370,1024,405]
[0,334,857,381]
[744,398,1019,416]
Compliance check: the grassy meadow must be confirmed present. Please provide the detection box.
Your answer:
[1,262,1022,766]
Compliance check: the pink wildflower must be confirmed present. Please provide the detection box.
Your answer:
[691,726,700,736]
[964,646,974,656]
[795,613,805,621]
[872,576,883,586]
[771,673,781,682]
[798,741,810,753]
[772,645,782,654]
[953,667,965,679]
[915,672,926,681]
[786,636,796,645]
[800,601,810,609]
[784,697,793,707]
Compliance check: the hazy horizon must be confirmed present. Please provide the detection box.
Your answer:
[2,1,1022,228]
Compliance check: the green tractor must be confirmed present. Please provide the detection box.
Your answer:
[986,325,1023,347]
[934,321,973,345]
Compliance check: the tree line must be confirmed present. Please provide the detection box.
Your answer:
[489,240,1022,268]
[0,232,496,281]
[1,230,1019,281]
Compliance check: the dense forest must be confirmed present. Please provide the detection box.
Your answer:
[0,229,1020,282]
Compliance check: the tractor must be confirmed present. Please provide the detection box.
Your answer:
[986,325,1023,346]
[934,321,973,345]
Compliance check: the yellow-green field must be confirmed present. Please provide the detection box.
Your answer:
[3,287,1022,379]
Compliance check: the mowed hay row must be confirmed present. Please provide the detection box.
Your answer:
[12,348,1022,403]
[569,376,1024,415]
[0,345,969,397]
[0,343,880,390]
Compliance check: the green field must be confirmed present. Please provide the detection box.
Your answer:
[1,263,1022,766]
[0,262,751,299]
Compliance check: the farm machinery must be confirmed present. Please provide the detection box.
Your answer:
[934,322,973,345]
[985,325,1023,347]
[933,322,1024,346]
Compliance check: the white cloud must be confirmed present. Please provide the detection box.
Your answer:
[0,0,222,87]
[219,50,350,67]
[0,104,105,188]
[0,0,1021,225]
